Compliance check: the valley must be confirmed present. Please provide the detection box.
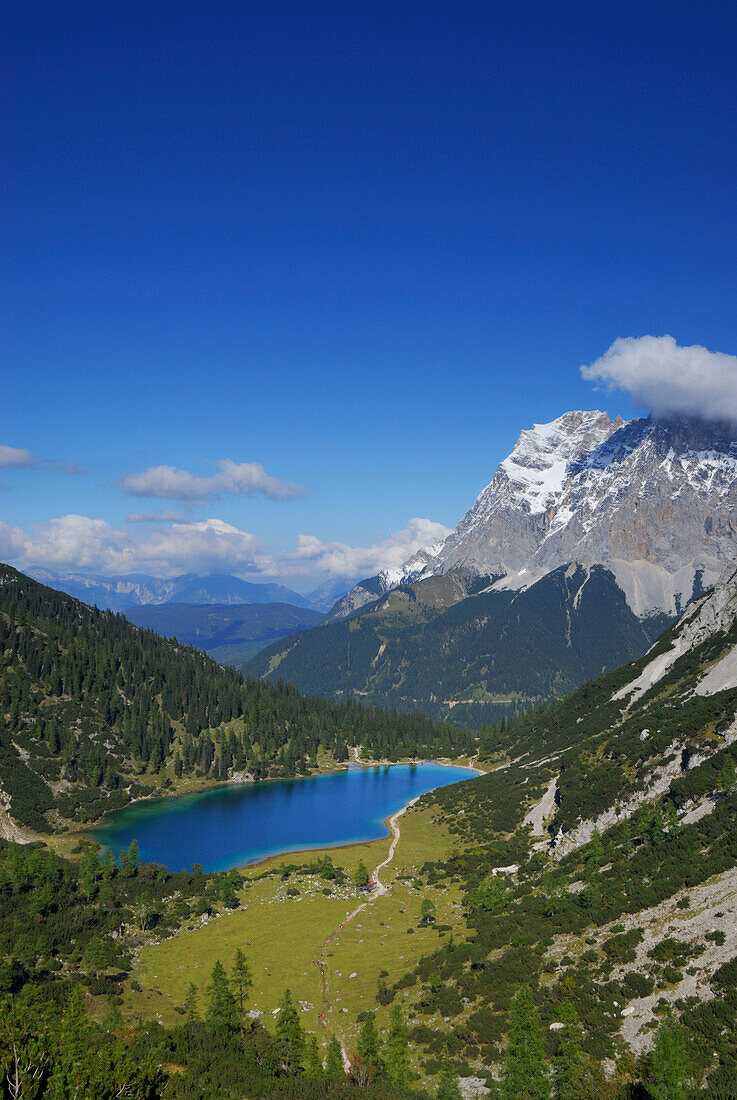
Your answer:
[4,418,737,1097]
[123,803,469,1064]
[246,411,736,727]
[124,600,325,669]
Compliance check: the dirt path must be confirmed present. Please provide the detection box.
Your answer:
[316,795,419,1068]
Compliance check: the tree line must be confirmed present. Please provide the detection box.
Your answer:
[0,564,472,829]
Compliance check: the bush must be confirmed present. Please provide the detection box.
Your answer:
[603,929,643,963]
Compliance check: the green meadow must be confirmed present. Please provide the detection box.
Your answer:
[124,802,472,1060]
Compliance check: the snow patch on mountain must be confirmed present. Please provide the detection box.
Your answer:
[324,544,444,622]
[497,411,623,517]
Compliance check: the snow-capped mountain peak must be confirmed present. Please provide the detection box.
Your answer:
[497,410,624,517]
[331,409,737,621]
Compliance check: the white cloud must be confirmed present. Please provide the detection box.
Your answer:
[121,460,305,501]
[0,446,37,469]
[0,445,82,473]
[582,335,737,424]
[6,515,262,577]
[284,517,452,579]
[0,522,26,559]
[125,509,189,524]
[1,513,451,585]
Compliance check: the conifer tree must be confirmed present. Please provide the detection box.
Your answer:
[587,827,604,869]
[205,959,238,1030]
[552,1002,588,1099]
[357,1013,383,1076]
[619,815,631,852]
[649,801,665,844]
[231,947,252,1015]
[275,988,304,1074]
[501,986,550,1100]
[719,753,736,793]
[184,982,200,1023]
[80,844,99,900]
[385,1003,411,1089]
[648,1008,691,1100]
[326,1035,344,1078]
[420,896,436,924]
[101,849,116,883]
[663,798,680,834]
[353,859,370,889]
[304,1034,324,1079]
[119,838,139,877]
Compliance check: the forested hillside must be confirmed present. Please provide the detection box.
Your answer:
[0,836,427,1099]
[372,571,737,1094]
[0,565,472,832]
[247,564,669,727]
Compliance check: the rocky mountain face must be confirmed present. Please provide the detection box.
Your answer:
[333,411,737,620]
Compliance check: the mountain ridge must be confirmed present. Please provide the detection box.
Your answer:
[124,600,324,668]
[25,567,318,612]
[332,410,737,622]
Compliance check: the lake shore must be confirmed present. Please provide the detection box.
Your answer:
[84,760,479,872]
[61,751,480,841]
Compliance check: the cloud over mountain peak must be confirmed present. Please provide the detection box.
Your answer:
[582,335,737,425]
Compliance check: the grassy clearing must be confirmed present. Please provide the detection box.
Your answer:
[125,873,356,1035]
[124,791,477,1059]
[323,804,470,1049]
[124,836,390,1033]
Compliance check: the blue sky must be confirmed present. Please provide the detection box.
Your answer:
[3,1,737,589]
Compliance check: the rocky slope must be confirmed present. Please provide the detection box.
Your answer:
[393,562,737,1089]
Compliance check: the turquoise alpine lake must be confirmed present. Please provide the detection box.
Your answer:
[90,762,477,873]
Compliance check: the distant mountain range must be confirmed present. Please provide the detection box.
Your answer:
[125,601,324,667]
[25,568,326,612]
[248,410,737,724]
